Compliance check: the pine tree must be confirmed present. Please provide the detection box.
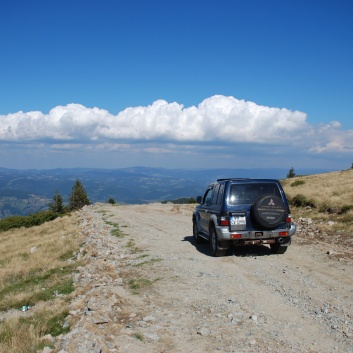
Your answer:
[68,180,90,211]
[48,190,64,213]
[108,197,116,204]
[287,167,296,178]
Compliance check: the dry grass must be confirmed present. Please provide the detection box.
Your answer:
[281,168,353,250]
[0,300,70,353]
[0,213,83,353]
[281,168,353,210]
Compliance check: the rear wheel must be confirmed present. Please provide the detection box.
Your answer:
[270,243,288,254]
[210,226,226,257]
[193,219,203,244]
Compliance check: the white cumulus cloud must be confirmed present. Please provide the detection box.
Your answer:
[1,95,308,143]
[1,95,352,156]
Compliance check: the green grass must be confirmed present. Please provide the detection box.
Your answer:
[128,278,153,290]
[134,332,144,341]
[133,258,161,267]
[126,240,140,254]
[290,180,305,187]
[59,249,76,261]
[0,264,77,311]
[0,307,70,353]
[22,309,71,337]
[105,221,124,237]
[126,276,161,295]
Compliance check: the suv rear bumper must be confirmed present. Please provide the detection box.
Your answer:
[215,223,296,242]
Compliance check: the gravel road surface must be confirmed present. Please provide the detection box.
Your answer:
[56,203,353,353]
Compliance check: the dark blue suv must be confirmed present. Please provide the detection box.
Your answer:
[193,178,296,256]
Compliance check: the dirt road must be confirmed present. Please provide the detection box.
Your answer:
[59,203,353,353]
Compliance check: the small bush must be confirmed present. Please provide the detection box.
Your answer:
[340,205,353,214]
[108,197,116,204]
[318,202,332,213]
[290,180,305,187]
[291,194,316,208]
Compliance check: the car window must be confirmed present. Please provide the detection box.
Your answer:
[216,184,224,205]
[228,183,280,205]
[203,188,213,205]
[211,184,220,205]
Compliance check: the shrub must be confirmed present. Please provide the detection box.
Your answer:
[318,202,331,213]
[108,197,116,204]
[291,194,316,208]
[340,205,353,214]
[290,180,305,187]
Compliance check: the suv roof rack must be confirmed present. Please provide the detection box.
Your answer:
[216,178,278,182]
[216,178,251,182]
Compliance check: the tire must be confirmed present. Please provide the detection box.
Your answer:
[193,219,203,244]
[251,194,286,229]
[270,243,288,254]
[209,226,226,257]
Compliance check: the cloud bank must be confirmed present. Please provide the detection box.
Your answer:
[1,95,352,170]
[1,95,310,143]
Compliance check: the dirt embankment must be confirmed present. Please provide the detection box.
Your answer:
[55,203,353,353]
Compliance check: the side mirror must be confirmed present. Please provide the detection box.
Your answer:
[196,196,202,204]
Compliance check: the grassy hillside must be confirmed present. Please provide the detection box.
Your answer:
[281,168,353,242]
[282,168,353,210]
[0,214,83,352]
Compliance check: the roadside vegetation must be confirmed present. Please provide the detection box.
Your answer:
[0,179,90,232]
[282,168,353,212]
[0,213,83,353]
[281,168,353,239]
[161,197,196,204]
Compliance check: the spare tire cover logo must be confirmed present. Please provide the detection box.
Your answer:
[268,199,275,206]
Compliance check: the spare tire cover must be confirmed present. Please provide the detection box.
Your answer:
[251,194,286,229]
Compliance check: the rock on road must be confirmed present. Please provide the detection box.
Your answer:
[57,203,353,353]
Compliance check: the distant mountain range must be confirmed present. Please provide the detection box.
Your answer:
[0,166,336,219]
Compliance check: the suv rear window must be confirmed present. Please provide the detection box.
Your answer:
[228,182,281,205]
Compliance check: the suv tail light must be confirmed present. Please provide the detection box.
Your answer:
[220,217,229,226]
[285,214,292,230]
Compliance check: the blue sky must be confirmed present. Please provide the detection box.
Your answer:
[0,0,352,171]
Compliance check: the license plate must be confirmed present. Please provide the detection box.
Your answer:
[255,232,263,237]
[230,215,246,225]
